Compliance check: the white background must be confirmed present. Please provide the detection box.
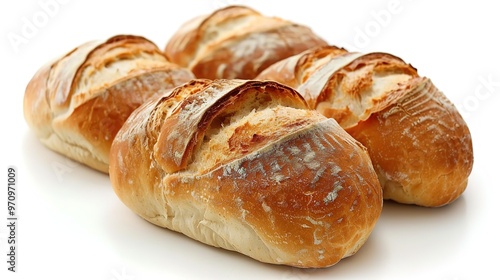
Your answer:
[1,0,499,279]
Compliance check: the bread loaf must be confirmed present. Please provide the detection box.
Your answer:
[109,79,383,268]
[23,35,195,173]
[257,46,473,207]
[164,6,328,80]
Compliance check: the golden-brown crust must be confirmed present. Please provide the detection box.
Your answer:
[164,6,258,68]
[164,6,328,79]
[257,45,473,207]
[24,34,195,173]
[257,45,348,90]
[314,52,418,127]
[155,79,309,173]
[109,79,382,267]
[346,78,473,206]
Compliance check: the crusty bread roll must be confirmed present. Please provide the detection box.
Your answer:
[164,5,327,80]
[257,46,474,207]
[109,79,382,268]
[24,35,195,173]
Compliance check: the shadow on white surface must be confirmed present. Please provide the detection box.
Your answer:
[21,130,471,279]
[98,180,469,278]
[22,130,109,188]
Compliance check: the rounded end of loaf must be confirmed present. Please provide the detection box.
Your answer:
[23,57,111,173]
[346,78,473,207]
[109,79,383,268]
[24,61,53,140]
